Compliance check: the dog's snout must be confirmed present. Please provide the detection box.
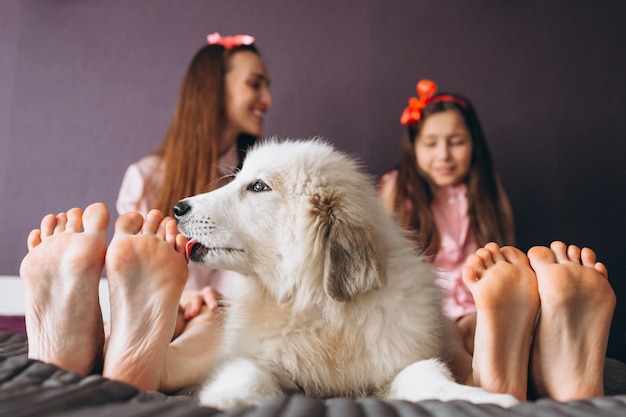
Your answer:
[173,200,191,220]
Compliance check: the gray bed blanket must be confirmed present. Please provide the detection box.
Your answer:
[1,331,626,417]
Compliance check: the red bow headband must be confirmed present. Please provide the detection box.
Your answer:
[400,79,468,125]
[206,32,255,49]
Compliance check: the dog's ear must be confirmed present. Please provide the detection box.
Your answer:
[312,194,387,302]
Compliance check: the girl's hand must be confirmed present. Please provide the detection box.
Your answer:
[180,286,222,320]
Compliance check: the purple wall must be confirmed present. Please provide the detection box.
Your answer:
[1,1,625,359]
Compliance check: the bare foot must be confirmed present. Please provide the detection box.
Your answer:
[528,241,615,401]
[461,242,539,400]
[102,209,189,390]
[20,203,108,376]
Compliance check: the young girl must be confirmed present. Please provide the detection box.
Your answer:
[379,79,514,353]
[380,80,615,401]
[117,33,273,298]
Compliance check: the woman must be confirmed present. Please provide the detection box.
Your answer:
[117,33,273,299]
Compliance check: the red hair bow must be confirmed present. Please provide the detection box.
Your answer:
[206,32,255,49]
[400,79,466,125]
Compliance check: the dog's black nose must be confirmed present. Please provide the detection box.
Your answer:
[173,200,191,220]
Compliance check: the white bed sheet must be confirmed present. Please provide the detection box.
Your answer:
[0,275,110,321]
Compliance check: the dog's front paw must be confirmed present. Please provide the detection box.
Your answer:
[198,358,285,410]
[198,385,261,411]
[388,359,519,408]
[464,390,519,408]
[198,389,247,411]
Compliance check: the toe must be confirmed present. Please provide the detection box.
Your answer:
[485,242,506,263]
[475,247,496,268]
[580,247,597,268]
[463,253,486,282]
[462,265,480,285]
[114,212,144,235]
[176,234,188,258]
[156,216,172,239]
[549,241,568,263]
[566,244,582,264]
[82,203,110,234]
[594,261,609,279]
[580,248,609,280]
[26,229,42,251]
[142,210,165,235]
[40,214,58,237]
[165,219,182,247]
[501,246,529,266]
[65,208,84,233]
[53,213,69,235]
[528,245,557,268]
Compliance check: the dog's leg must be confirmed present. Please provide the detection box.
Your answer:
[197,358,285,410]
[387,359,519,408]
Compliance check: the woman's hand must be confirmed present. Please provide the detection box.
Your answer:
[179,286,222,320]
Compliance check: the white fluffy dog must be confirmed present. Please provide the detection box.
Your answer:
[174,139,517,410]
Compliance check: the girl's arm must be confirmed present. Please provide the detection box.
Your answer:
[496,176,515,245]
[379,170,399,217]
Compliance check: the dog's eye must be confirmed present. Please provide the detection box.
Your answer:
[247,180,271,192]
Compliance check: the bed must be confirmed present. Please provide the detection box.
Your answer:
[2,329,626,417]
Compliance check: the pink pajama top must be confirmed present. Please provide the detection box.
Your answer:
[430,183,477,320]
[380,170,477,321]
[116,145,240,295]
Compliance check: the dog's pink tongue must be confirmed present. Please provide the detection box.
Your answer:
[185,239,198,264]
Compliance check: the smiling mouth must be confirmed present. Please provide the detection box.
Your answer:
[185,239,244,262]
[434,167,455,175]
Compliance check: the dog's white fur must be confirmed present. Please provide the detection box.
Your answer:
[175,139,517,410]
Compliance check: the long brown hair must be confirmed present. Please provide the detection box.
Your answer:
[393,95,514,256]
[149,43,260,215]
